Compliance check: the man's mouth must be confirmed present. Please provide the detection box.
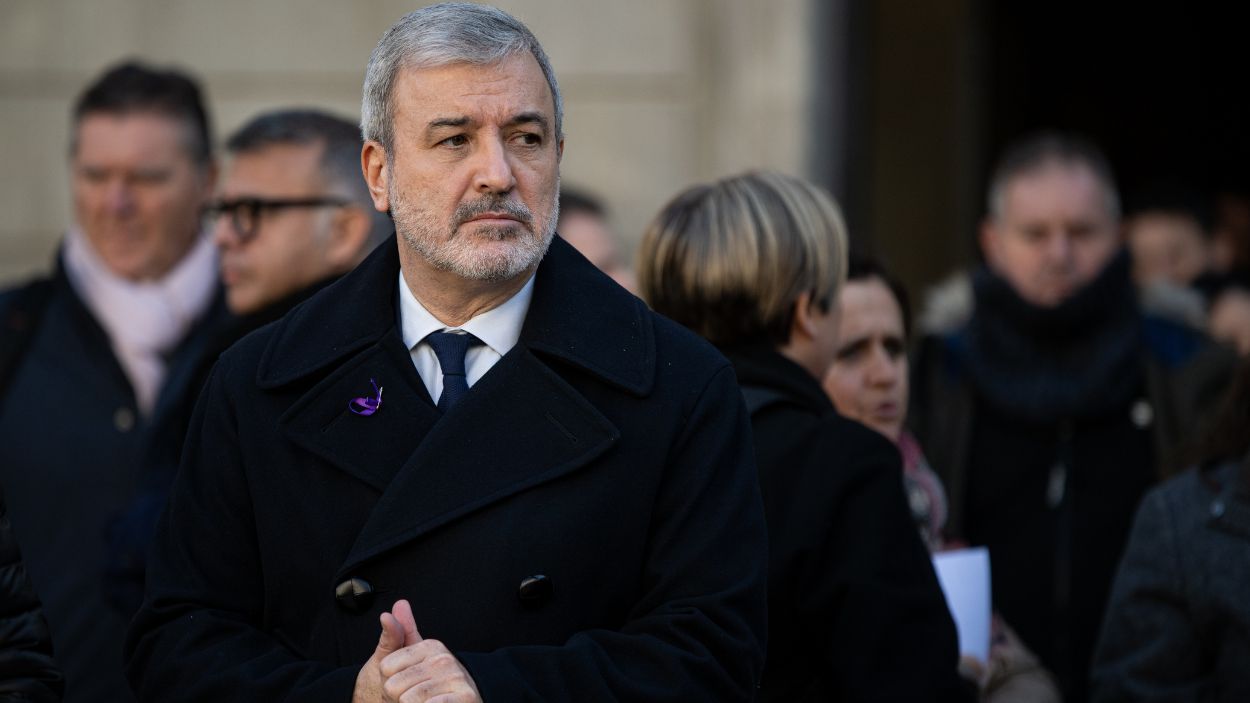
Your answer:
[465,212,521,225]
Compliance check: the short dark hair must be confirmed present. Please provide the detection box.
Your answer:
[1125,180,1215,235]
[226,109,365,200]
[558,188,606,220]
[988,131,1120,221]
[846,253,912,339]
[72,61,212,167]
[225,109,391,246]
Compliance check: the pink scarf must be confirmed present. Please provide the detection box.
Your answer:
[63,226,217,417]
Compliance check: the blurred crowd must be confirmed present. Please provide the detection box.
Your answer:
[3,19,1250,703]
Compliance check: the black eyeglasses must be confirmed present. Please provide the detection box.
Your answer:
[207,196,352,242]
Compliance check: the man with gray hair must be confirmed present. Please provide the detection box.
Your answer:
[125,4,767,702]
[911,131,1232,701]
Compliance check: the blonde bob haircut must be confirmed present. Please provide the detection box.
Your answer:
[639,170,849,347]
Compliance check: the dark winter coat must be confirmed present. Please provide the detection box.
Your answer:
[0,259,225,703]
[0,489,62,702]
[725,343,971,703]
[1091,455,1250,702]
[124,237,769,702]
[911,254,1234,702]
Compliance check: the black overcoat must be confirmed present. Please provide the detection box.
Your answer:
[725,344,970,702]
[124,237,768,702]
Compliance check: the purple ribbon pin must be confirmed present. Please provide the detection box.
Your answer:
[349,378,384,416]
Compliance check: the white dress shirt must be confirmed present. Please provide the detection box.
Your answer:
[398,270,535,405]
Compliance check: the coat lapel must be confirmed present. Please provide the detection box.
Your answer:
[256,237,652,578]
[279,328,438,492]
[337,345,619,577]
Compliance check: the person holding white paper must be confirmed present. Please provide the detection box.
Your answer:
[824,254,1060,702]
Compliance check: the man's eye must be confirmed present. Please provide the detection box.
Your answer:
[836,340,868,362]
[132,171,170,185]
[515,133,542,146]
[79,168,107,183]
[440,135,468,147]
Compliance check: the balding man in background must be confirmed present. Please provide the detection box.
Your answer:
[912,132,1233,702]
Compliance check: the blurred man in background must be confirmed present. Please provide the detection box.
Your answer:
[912,132,1233,702]
[102,109,392,618]
[0,61,221,702]
[213,108,389,322]
[556,188,637,293]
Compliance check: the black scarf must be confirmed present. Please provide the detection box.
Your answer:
[957,250,1142,422]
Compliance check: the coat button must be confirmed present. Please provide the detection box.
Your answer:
[517,574,553,609]
[335,577,374,613]
[114,407,135,433]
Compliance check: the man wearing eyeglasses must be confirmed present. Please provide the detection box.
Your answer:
[211,109,389,319]
[0,62,222,703]
[100,110,393,626]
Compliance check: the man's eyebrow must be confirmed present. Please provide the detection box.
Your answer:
[507,112,549,134]
[426,116,470,131]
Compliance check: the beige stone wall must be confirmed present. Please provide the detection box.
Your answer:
[0,0,821,285]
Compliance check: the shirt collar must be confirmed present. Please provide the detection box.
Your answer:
[397,269,535,357]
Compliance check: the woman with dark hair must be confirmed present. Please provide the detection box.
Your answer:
[823,254,1061,702]
[1091,359,1250,701]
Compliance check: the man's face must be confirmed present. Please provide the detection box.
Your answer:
[72,112,214,281]
[214,142,349,315]
[558,210,638,293]
[368,53,562,283]
[981,162,1121,307]
[1126,211,1209,286]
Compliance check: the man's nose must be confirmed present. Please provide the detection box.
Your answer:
[104,180,136,216]
[211,212,241,250]
[1045,232,1076,265]
[473,137,516,194]
[866,347,899,386]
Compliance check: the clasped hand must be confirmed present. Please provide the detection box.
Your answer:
[354,599,482,703]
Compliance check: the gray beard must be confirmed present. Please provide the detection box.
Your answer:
[392,186,559,282]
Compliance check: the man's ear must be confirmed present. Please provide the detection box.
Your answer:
[325,205,373,271]
[556,137,564,163]
[362,141,391,213]
[198,158,219,203]
[978,218,999,267]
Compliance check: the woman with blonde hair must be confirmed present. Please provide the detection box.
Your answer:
[639,171,972,702]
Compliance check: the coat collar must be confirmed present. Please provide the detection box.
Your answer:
[256,235,654,396]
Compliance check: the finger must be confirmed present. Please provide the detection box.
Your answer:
[382,638,447,678]
[375,611,406,657]
[392,598,421,645]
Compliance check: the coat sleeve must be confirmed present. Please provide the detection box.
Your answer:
[1089,485,1206,702]
[456,363,769,702]
[0,489,63,702]
[123,363,360,702]
[812,429,973,702]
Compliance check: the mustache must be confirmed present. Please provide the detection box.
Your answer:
[453,196,533,227]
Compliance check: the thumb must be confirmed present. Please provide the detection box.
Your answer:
[374,610,406,657]
[391,598,422,646]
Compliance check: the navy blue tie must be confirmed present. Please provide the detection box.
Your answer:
[425,331,483,411]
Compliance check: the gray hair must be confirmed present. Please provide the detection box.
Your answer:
[361,2,563,150]
[987,131,1121,222]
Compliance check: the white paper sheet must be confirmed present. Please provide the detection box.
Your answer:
[932,547,992,661]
